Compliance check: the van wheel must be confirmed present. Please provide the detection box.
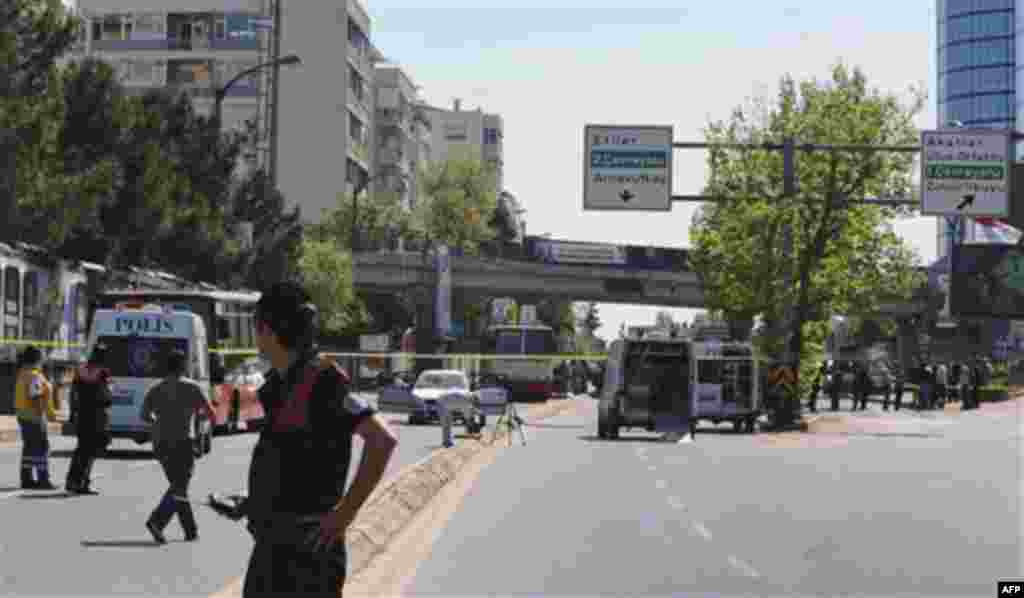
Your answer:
[229,390,242,433]
[607,407,620,440]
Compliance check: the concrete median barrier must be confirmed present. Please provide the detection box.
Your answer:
[343,397,579,578]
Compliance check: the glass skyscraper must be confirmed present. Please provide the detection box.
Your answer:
[937,0,1014,129]
[935,0,1017,256]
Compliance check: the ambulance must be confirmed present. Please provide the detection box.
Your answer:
[67,303,215,455]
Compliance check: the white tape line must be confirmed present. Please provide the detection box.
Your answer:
[667,496,686,511]
[693,521,712,541]
[728,555,761,578]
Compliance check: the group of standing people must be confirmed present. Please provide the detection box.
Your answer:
[806,355,995,413]
[12,282,398,597]
[911,357,991,411]
[14,343,112,493]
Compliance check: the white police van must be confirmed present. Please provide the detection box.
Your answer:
[71,303,215,455]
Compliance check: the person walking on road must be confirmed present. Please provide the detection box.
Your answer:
[934,362,948,409]
[66,344,113,495]
[241,282,398,597]
[854,363,871,411]
[140,349,217,543]
[15,346,56,490]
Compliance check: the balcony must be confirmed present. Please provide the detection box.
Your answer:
[377,147,406,166]
[347,42,372,76]
[350,139,370,164]
[91,35,259,52]
[376,108,411,134]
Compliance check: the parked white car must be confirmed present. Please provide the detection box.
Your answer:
[378,369,487,432]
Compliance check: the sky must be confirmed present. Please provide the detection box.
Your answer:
[361,0,940,342]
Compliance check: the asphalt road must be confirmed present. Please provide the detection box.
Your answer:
[0,397,453,598]
[407,398,1022,597]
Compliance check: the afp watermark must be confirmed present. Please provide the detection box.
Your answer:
[998,580,1024,595]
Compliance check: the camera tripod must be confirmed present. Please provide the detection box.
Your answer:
[485,402,527,447]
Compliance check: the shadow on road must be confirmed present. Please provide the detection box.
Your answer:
[81,540,163,548]
[577,435,668,443]
[0,485,21,492]
[52,449,155,460]
[526,423,586,430]
[19,492,76,500]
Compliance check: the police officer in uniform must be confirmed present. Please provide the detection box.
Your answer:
[66,344,113,495]
[241,282,398,597]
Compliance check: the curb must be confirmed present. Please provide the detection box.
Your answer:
[343,397,579,578]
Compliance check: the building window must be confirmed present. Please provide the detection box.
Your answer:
[349,112,366,145]
[94,14,128,41]
[130,14,166,39]
[349,65,365,104]
[483,128,500,144]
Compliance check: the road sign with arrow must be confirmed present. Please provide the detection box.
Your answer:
[584,124,672,211]
[920,128,1011,217]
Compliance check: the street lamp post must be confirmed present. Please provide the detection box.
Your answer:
[212,53,301,132]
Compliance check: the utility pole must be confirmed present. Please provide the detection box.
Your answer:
[268,0,282,188]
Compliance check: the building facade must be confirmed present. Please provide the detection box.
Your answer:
[936,0,1015,130]
[422,99,504,192]
[71,0,378,224]
[935,0,1019,258]
[372,64,432,212]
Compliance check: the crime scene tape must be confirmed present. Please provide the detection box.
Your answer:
[215,350,611,361]
[0,338,610,361]
[0,339,86,348]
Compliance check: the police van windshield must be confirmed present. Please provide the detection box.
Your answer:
[97,336,189,379]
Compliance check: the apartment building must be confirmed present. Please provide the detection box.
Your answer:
[372,64,432,212]
[421,99,504,192]
[71,0,379,224]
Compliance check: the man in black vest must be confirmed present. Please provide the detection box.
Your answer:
[241,282,398,597]
[65,344,113,495]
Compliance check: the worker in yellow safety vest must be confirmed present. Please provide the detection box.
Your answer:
[15,345,57,490]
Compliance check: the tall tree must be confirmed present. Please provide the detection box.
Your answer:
[690,63,926,413]
[297,237,370,338]
[311,186,411,252]
[229,168,303,290]
[410,156,499,254]
[0,2,117,246]
[578,302,602,335]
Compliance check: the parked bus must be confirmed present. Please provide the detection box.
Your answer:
[91,289,259,355]
[480,323,558,402]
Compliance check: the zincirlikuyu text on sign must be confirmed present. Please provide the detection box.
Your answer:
[920,129,1011,217]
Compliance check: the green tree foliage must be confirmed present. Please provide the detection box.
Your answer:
[229,168,303,290]
[297,237,370,337]
[690,64,927,403]
[410,157,499,254]
[578,302,602,335]
[311,187,411,251]
[0,2,118,245]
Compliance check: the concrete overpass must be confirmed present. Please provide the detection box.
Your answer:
[352,252,926,314]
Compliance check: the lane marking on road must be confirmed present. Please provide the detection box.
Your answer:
[693,522,712,541]
[667,496,686,511]
[655,479,667,491]
[727,555,761,578]
[648,465,657,472]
